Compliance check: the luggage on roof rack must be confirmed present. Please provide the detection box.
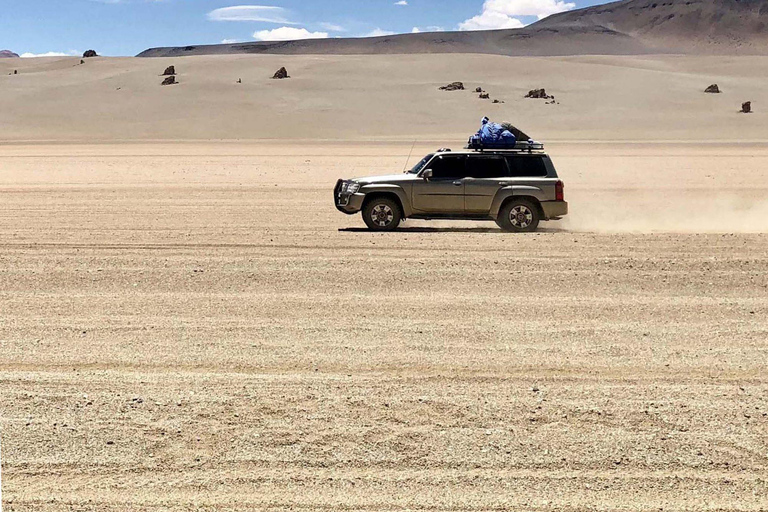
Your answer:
[466,137,544,152]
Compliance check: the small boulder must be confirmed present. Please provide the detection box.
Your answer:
[705,84,720,94]
[83,50,98,58]
[439,81,464,91]
[475,87,483,93]
[161,76,177,86]
[492,99,505,104]
[237,78,242,84]
[479,92,490,100]
[80,59,85,65]
[525,88,553,99]
[13,70,17,75]
[741,101,752,113]
[162,66,176,76]
[272,67,290,79]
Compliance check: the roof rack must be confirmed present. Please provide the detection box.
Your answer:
[465,139,545,153]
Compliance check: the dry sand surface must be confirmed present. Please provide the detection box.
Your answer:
[1,54,768,141]
[0,53,767,511]
[0,141,766,511]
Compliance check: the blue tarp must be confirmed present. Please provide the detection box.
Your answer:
[472,117,516,148]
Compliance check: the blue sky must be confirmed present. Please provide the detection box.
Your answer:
[1,0,611,57]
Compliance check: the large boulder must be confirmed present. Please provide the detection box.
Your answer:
[0,50,19,58]
[272,67,290,79]
[162,66,176,76]
[439,82,464,91]
[525,88,553,99]
[83,50,99,58]
[705,84,721,93]
[741,101,752,113]
[161,76,177,86]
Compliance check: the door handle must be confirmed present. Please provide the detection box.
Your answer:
[453,181,463,186]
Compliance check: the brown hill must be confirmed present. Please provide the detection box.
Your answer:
[0,50,20,58]
[534,0,768,52]
[137,0,768,57]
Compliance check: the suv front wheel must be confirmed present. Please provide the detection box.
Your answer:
[497,199,540,232]
[363,197,402,231]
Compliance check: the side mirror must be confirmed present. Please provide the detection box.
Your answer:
[422,169,433,180]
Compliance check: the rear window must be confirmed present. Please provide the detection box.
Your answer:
[505,156,548,177]
[465,156,508,178]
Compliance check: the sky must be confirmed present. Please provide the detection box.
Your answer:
[1,0,612,57]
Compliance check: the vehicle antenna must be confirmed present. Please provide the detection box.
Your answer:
[402,140,416,173]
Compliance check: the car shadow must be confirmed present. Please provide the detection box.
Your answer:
[339,226,568,234]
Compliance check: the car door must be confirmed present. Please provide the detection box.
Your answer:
[463,155,509,214]
[411,154,466,213]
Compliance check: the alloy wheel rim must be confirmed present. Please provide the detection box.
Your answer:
[510,205,533,229]
[371,204,394,227]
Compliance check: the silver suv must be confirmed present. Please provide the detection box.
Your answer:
[335,146,568,232]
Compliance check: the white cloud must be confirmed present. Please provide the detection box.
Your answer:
[394,1,408,5]
[459,0,575,30]
[208,5,296,24]
[221,39,241,44]
[365,28,396,37]
[319,22,346,32]
[20,51,79,58]
[411,25,445,33]
[253,26,329,41]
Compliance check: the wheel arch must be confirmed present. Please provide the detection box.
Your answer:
[490,188,546,220]
[360,186,411,218]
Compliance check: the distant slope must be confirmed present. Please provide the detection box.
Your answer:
[137,25,651,58]
[0,50,20,58]
[137,0,768,58]
[534,0,768,52]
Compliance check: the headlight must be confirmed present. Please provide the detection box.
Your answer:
[342,181,360,194]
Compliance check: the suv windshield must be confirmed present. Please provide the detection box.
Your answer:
[407,154,434,174]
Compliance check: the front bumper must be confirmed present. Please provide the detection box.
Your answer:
[542,201,568,220]
[334,179,365,214]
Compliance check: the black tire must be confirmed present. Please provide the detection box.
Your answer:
[496,199,540,232]
[362,196,402,231]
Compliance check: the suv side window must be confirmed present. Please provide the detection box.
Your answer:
[429,155,467,179]
[505,156,548,177]
[465,156,508,179]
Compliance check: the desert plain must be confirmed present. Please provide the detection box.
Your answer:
[0,54,767,511]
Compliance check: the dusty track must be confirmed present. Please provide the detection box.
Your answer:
[0,142,767,511]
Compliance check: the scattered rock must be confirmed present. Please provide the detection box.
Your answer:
[161,76,177,86]
[82,50,98,58]
[162,65,176,76]
[272,67,290,79]
[475,86,483,93]
[80,59,85,65]
[492,99,505,104]
[237,78,242,84]
[741,101,752,113]
[439,81,464,91]
[705,84,721,94]
[479,92,490,99]
[525,88,553,99]
[13,70,17,75]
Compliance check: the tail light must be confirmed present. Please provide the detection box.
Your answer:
[555,180,565,201]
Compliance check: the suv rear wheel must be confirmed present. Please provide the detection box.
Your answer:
[363,197,402,231]
[497,199,540,232]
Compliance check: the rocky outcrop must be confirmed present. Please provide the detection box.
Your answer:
[439,81,464,91]
[161,76,177,86]
[0,50,19,58]
[741,101,752,114]
[525,88,553,99]
[162,66,176,76]
[272,67,290,79]
[705,84,720,93]
[83,50,99,58]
